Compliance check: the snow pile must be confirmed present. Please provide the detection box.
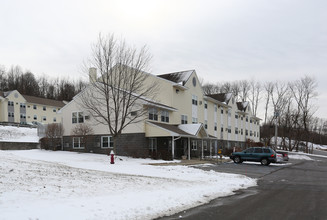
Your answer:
[288,154,314,161]
[0,150,256,220]
[0,125,39,143]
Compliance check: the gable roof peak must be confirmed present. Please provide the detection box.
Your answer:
[157,70,195,86]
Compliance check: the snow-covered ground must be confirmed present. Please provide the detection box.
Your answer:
[0,150,256,220]
[0,125,38,143]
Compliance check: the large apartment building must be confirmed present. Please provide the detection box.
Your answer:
[60,66,260,159]
[0,90,66,125]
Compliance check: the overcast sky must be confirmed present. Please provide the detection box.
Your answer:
[1,0,326,119]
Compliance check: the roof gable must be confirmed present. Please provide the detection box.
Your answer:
[157,70,194,86]
[207,93,232,104]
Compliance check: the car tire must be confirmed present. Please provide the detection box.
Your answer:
[234,156,242,164]
[261,158,270,166]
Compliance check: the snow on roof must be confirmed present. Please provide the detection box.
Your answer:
[157,70,194,85]
[178,124,202,136]
[242,101,249,109]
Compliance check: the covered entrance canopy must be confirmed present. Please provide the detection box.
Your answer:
[146,121,216,159]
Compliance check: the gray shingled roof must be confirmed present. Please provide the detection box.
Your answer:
[22,94,66,108]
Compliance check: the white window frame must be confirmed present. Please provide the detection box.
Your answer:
[191,140,197,151]
[72,112,84,124]
[149,138,157,152]
[181,115,188,124]
[161,110,169,123]
[148,108,158,121]
[101,136,113,148]
[73,137,83,149]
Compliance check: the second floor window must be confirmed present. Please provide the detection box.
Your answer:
[148,108,158,121]
[181,115,188,124]
[192,117,198,124]
[192,95,198,105]
[161,110,169,123]
[72,112,84,124]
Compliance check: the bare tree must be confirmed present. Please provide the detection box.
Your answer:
[239,80,250,101]
[249,79,261,116]
[263,82,274,124]
[44,123,64,150]
[79,33,158,154]
[71,123,94,152]
[289,76,318,153]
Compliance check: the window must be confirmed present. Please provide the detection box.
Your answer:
[43,106,46,111]
[72,112,84,124]
[181,115,188,124]
[42,116,47,121]
[8,112,14,117]
[149,138,157,152]
[263,149,270,153]
[191,140,197,151]
[33,115,37,120]
[250,119,253,123]
[192,117,198,124]
[241,129,243,135]
[250,131,253,136]
[20,114,26,119]
[203,141,208,151]
[205,120,208,129]
[161,110,169,123]
[8,101,14,106]
[73,137,83,149]
[53,117,57,122]
[246,117,248,122]
[228,126,231,133]
[192,95,198,105]
[246,129,248,136]
[20,103,26,108]
[254,148,263,153]
[148,108,158,121]
[214,104,217,112]
[245,148,254,153]
[221,109,224,114]
[131,111,137,116]
[101,136,113,148]
[214,122,217,131]
[221,126,224,132]
[33,105,37,110]
[235,115,239,119]
[235,128,238,134]
[228,110,231,117]
[53,108,57,112]
[204,101,208,109]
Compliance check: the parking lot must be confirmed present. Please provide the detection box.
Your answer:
[192,159,294,178]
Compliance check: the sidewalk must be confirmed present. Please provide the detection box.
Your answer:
[149,157,231,166]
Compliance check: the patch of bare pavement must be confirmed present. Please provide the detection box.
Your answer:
[157,155,327,220]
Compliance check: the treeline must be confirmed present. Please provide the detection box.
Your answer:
[0,65,87,101]
[202,76,327,149]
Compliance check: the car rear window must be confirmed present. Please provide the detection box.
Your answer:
[263,149,270,153]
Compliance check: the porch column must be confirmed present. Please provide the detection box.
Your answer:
[188,137,191,160]
[201,139,204,159]
[172,136,175,159]
[209,140,212,157]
